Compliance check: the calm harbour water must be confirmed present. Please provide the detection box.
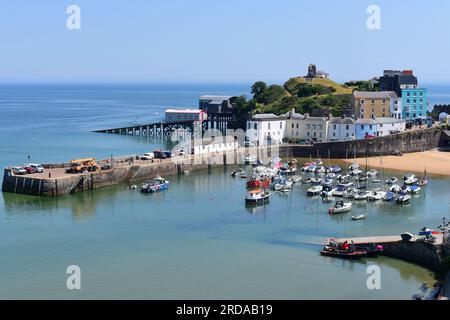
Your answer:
[0,84,449,299]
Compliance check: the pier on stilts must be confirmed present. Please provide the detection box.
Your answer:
[94,119,233,138]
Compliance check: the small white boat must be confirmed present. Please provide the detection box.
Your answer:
[291,175,302,184]
[396,192,411,204]
[409,185,421,195]
[244,156,257,165]
[353,191,370,201]
[367,190,387,201]
[333,184,350,197]
[245,189,270,204]
[348,163,360,171]
[321,185,336,198]
[386,177,398,185]
[366,169,378,177]
[390,185,402,193]
[328,201,353,215]
[307,184,323,196]
[404,174,418,185]
[350,169,363,176]
[352,213,368,221]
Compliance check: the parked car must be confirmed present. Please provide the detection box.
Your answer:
[12,166,27,175]
[29,163,44,173]
[141,152,154,160]
[163,151,172,159]
[24,165,37,174]
[153,150,167,159]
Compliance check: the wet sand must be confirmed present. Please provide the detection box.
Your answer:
[343,150,450,177]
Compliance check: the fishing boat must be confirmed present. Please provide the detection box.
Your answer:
[396,192,411,204]
[328,201,353,215]
[404,174,418,185]
[353,190,370,201]
[246,176,270,189]
[367,190,387,201]
[320,248,368,259]
[409,184,422,195]
[141,176,170,193]
[307,183,323,196]
[352,213,368,221]
[383,192,396,202]
[245,189,270,204]
[386,177,398,185]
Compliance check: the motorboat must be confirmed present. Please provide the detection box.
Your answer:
[358,176,368,183]
[386,177,398,185]
[328,201,353,215]
[353,190,370,201]
[315,166,325,174]
[231,168,245,177]
[332,166,342,174]
[383,192,396,202]
[352,213,368,221]
[409,184,422,195]
[141,176,170,193]
[307,184,323,196]
[337,173,351,181]
[396,192,411,204]
[401,185,412,193]
[390,185,402,193]
[404,174,418,185]
[350,168,363,176]
[348,163,360,171]
[367,190,387,201]
[270,176,286,189]
[321,185,336,198]
[245,189,270,204]
[322,178,334,186]
[333,184,350,197]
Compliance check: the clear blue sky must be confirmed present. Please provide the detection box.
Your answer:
[1,0,449,83]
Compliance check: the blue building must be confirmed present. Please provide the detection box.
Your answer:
[355,119,378,140]
[401,88,428,120]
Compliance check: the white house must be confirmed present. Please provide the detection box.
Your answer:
[328,117,356,141]
[165,109,207,122]
[376,118,406,136]
[301,114,329,143]
[246,114,287,146]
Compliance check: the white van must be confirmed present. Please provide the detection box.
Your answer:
[141,152,154,160]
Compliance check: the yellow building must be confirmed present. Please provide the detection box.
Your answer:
[352,91,398,119]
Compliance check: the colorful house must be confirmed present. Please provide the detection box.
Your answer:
[401,88,428,120]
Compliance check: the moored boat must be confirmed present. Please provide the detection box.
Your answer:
[404,174,418,185]
[141,176,170,193]
[328,201,353,215]
[396,192,411,204]
[245,189,270,204]
[352,213,368,221]
[386,177,398,185]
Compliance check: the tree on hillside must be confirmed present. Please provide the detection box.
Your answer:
[260,85,287,104]
[251,81,267,103]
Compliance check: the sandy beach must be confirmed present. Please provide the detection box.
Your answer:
[343,150,450,177]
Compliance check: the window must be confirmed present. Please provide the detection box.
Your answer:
[361,99,365,104]
[369,125,373,130]
[306,124,310,129]
[268,123,271,130]
[296,124,299,129]
[333,124,337,129]
[360,125,364,129]
[280,122,283,129]
[247,123,251,130]
[346,125,349,130]
[307,132,310,137]
[333,133,336,137]
[292,124,294,129]
[371,100,375,104]
[254,123,257,130]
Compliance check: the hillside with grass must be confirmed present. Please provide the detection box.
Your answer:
[233,77,354,119]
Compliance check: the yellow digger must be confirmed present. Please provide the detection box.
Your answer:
[67,158,99,174]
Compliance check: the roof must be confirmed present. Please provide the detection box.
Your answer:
[329,117,355,125]
[251,113,282,121]
[374,117,406,124]
[355,118,377,125]
[281,109,305,119]
[353,91,397,99]
[199,95,233,103]
[165,109,203,114]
